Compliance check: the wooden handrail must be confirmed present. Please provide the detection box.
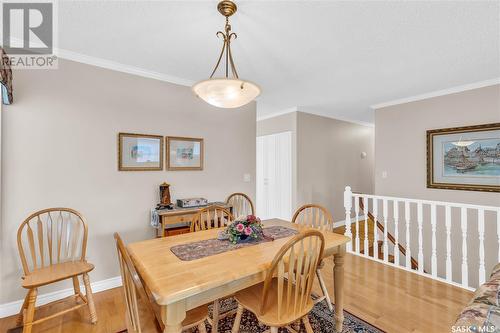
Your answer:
[357,197,420,271]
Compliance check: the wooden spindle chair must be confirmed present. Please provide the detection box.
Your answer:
[189,205,234,331]
[226,192,255,218]
[231,230,325,333]
[291,204,334,311]
[190,205,234,232]
[16,208,97,333]
[114,233,208,333]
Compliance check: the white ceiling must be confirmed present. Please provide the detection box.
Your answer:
[55,0,499,123]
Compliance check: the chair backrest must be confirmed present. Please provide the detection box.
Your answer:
[226,192,255,217]
[291,204,333,232]
[17,208,88,275]
[114,233,163,333]
[190,205,234,232]
[260,230,325,321]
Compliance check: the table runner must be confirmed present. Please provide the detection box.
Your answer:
[171,226,298,261]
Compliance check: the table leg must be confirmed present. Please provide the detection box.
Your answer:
[161,301,186,333]
[333,244,346,332]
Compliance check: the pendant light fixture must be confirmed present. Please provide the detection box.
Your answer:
[192,0,261,108]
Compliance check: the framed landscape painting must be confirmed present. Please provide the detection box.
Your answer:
[166,136,204,171]
[118,133,163,171]
[427,123,500,192]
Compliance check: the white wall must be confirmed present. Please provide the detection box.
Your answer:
[0,59,256,304]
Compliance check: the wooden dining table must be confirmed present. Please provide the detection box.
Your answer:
[128,218,350,333]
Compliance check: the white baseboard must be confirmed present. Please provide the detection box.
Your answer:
[0,275,122,319]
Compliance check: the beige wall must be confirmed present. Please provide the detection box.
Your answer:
[257,111,375,222]
[374,84,500,287]
[0,59,256,304]
[296,112,374,221]
[375,84,500,203]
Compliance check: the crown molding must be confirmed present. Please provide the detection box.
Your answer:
[256,106,298,121]
[371,78,500,110]
[257,106,375,127]
[6,37,194,86]
[56,48,194,87]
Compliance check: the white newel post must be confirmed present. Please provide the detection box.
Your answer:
[344,186,353,252]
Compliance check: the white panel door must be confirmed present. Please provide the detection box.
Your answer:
[256,131,292,220]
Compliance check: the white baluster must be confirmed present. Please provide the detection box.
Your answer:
[497,209,500,263]
[373,198,379,260]
[393,200,400,266]
[478,209,485,285]
[364,197,369,257]
[417,202,424,274]
[404,201,411,269]
[343,186,353,252]
[383,199,389,262]
[431,204,437,278]
[354,196,360,253]
[445,205,452,282]
[461,207,468,287]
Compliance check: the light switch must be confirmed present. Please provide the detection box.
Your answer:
[382,171,388,179]
[243,173,251,182]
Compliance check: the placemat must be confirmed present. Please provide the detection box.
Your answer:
[170,226,298,261]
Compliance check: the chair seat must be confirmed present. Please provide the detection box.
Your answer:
[22,261,94,288]
[234,278,314,327]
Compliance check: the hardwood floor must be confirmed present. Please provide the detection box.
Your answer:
[0,254,472,333]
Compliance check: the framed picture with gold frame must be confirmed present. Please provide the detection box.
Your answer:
[166,136,204,171]
[118,133,163,171]
[427,123,500,192]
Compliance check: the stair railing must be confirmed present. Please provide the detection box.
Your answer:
[343,186,500,290]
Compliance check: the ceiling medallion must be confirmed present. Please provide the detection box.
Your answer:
[192,0,261,109]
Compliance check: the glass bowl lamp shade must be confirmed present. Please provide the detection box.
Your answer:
[192,78,260,109]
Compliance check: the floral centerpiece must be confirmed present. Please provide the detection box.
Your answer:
[225,215,263,244]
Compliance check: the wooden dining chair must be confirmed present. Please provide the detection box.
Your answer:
[190,205,234,232]
[114,233,208,333]
[16,208,97,333]
[189,205,234,331]
[231,230,325,333]
[291,204,334,311]
[226,192,255,217]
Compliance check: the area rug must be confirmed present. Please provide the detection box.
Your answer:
[195,297,385,333]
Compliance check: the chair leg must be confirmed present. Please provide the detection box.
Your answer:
[231,304,244,333]
[83,273,98,324]
[316,269,333,311]
[198,321,207,333]
[212,299,220,332]
[22,288,37,333]
[16,292,30,326]
[302,315,314,333]
[73,276,81,295]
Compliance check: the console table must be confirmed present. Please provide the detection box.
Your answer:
[156,202,232,237]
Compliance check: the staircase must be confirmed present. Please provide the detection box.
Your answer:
[334,216,403,267]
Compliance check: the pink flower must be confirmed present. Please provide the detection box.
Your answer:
[247,215,256,223]
[236,223,245,232]
[244,227,253,236]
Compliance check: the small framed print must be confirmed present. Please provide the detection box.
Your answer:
[166,136,204,171]
[427,123,500,192]
[118,133,163,171]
